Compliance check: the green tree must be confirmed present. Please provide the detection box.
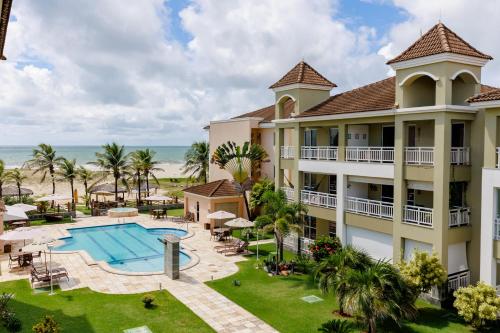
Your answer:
[25,144,63,197]
[56,158,77,205]
[249,179,275,211]
[317,319,355,333]
[342,260,417,333]
[182,141,209,184]
[8,168,27,202]
[138,149,162,195]
[211,141,268,219]
[129,151,145,204]
[399,250,447,293]
[77,166,103,207]
[254,189,307,266]
[93,143,130,201]
[0,159,11,199]
[453,281,500,329]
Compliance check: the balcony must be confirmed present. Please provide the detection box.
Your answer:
[345,197,394,220]
[494,217,500,240]
[300,146,338,161]
[497,147,500,168]
[404,205,433,227]
[451,147,470,165]
[281,187,295,201]
[301,190,337,209]
[345,147,394,163]
[447,270,470,292]
[449,207,470,227]
[404,147,434,165]
[280,146,295,159]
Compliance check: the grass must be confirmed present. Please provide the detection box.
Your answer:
[231,228,274,242]
[167,208,184,217]
[0,279,214,333]
[207,243,475,333]
[76,205,91,215]
[29,217,74,227]
[156,177,201,199]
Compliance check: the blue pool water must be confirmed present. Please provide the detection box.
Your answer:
[55,223,190,272]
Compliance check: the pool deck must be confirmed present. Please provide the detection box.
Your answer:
[0,215,277,333]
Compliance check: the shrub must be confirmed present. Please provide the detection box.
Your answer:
[399,251,447,293]
[453,282,500,329]
[292,254,313,274]
[32,315,59,333]
[309,236,342,262]
[317,319,354,333]
[141,294,155,308]
[3,312,21,333]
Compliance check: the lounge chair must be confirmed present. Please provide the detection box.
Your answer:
[214,239,241,252]
[30,265,69,286]
[8,254,20,269]
[219,241,249,256]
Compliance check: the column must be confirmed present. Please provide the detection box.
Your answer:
[292,124,302,202]
[336,173,347,244]
[483,112,497,168]
[163,234,180,280]
[337,123,346,161]
[275,127,284,190]
[480,173,496,285]
[392,118,405,263]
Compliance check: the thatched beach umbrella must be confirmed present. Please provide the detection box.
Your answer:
[1,186,33,197]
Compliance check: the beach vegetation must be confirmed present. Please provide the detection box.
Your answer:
[7,168,27,202]
[25,144,64,200]
[93,143,130,201]
[182,141,209,184]
[0,159,11,199]
[56,158,77,205]
[76,167,103,207]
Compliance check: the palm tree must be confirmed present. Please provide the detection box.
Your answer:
[254,189,307,267]
[129,151,145,205]
[77,166,102,207]
[93,143,130,201]
[317,319,355,333]
[341,260,417,333]
[8,168,27,202]
[132,149,163,196]
[25,144,63,197]
[211,141,268,218]
[0,159,11,199]
[183,141,209,184]
[57,158,77,205]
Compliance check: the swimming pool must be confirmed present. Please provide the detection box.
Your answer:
[55,223,190,273]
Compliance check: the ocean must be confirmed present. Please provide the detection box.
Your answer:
[0,146,189,168]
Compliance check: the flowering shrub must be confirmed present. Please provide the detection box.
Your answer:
[453,282,500,329]
[308,236,341,262]
[399,251,447,293]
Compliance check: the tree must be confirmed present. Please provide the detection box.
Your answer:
[317,319,355,333]
[56,158,77,205]
[249,179,275,212]
[0,160,11,199]
[25,144,63,197]
[342,260,417,333]
[182,141,209,184]
[254,189,307,266]
[93,143,130,201]
[211,141,268,219]
[8,169,27,202]
[453,281,500,329]
[398,250,447,293]
[129,151,145,205]
[77,167,102,207]
[137,149,162,195]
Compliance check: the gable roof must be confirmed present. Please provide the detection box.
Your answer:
[387,23,492,65]
[0,0,13,61]
[183,179,240,198]
[468,88,500,103]
[232,99,294,122]
[269,61,336,89]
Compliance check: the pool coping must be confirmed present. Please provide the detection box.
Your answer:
[52,221,200,276]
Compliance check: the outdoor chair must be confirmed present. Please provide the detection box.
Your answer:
[221,241,249,256]
[8,254,20,269]
[214,239,241,253]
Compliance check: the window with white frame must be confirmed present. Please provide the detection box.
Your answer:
[303,215,317,240]
[329,128,339,146]
[328,221,336,238]
[329,175,337,195]
[303,173,317,191]
[304,129,317,146]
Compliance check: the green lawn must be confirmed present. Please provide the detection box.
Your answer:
[231,228,274,242]
[156,177,201,199]
[0,280,214,333]
[207,244,474,333]
[167,208,184,217]
[76,205,91,215]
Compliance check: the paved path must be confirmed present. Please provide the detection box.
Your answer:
[0,216,278,333]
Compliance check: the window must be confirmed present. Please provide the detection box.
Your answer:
[303,173,317,191]
[381,185,394,203]
[304,129,317,146]
[329,128,339,146]
[449,182,466,207]
[407,189,415,206]
[328,222,336,238]
[304,215,317,240]
[329,175,337,195]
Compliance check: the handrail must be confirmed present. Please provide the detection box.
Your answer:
[494,217,500,240]
[281,187,295,201]
[404,205,433,227]
[450,147,470,165]
[345,147,394,163]
[301,190,337,209]
[404,147,434,165]
[496,147,500,168]
[345,196,393,219]
[300,146,338,160]
[280,146,295,159]
[448,270,470,292]
[449,207,470,227]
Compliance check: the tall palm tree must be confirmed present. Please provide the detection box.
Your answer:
[255,189,307,266]
[77,166,103,207]
[211,141,268,218]
[183,141,209,184]
[93,143,130,201]
[25,144,63,197]
[0,159,11,199]
[8,168,27,202]
[132,149,163,196]
[57,158,77,205]
[129,151,145,204]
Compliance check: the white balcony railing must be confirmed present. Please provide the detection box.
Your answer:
[345,147,394,163]
[449,207,470,227]
[404,205,433,227]
[345,197,394,220]
[301,190,337,209]
[281,187,295,201]
[496,147,500,168]
[448,270,470,292]
[280,146,295,159]
[450,147,470,165]
[300,146,338,160]
[494,217,500,240]
[404,147,434,165]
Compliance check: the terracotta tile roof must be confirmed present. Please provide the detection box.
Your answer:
[387,23,492,65]
[269,60,336,89]
[183,179,240,198]
[468,88,500,103]
[232,99,294,122]
[0,0,13,60]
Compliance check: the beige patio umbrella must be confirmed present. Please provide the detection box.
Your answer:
[2,206,29,222]
[35,194,72,202]
[207,210,236,229]
[12,203,37,212]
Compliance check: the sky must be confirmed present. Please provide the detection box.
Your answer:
[1,0,500,146]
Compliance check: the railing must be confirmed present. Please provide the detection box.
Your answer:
[300,146,338,160]
[496,285,500,297]
[281,187,295,201]
[448,270,470,292]
[497,147,500,168]
[345,197,394,219]
[301,190,337,209]
[404,205,433,227]
[280,146,295,159]
[404,147,434,165]
[345,147,394,163]
[449,207,470,227]
[300,237,314,255]
[451,147,470,165]
[494,217,500,240]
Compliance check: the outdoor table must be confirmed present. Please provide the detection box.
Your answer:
[18,253,33,267]
[152,209,163,219]
[213,228,230,241]
[11,221,27,229]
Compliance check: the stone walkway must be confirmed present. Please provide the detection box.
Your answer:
[0,216,277,333]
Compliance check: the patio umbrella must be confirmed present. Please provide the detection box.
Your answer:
[224,217,254,228]
[207,210,236,228]
[144,195,173,201]
[2,206,29,222]
[0,227,44,242]
[12,203,38,212]
[31,234,57,295]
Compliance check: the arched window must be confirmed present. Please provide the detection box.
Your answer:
[451,71,479,105]
[400,72,438,108]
